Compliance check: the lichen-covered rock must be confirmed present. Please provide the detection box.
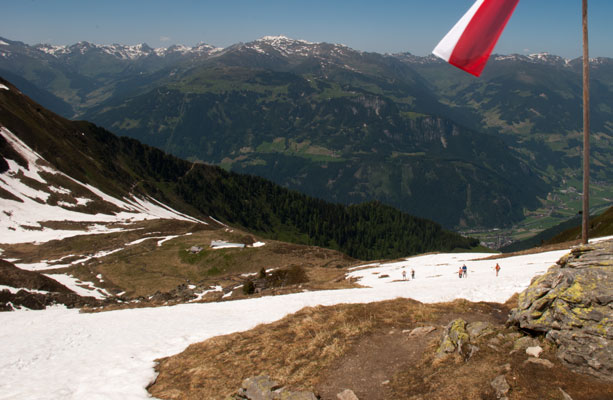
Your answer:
[436,318,469,359]
[508,240,613,381]
[466,321,494,340]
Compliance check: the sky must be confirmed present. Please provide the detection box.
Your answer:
[1,0,612,58]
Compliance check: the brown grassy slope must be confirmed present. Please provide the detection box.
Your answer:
[2,219,357,300]
[148,297,613,400]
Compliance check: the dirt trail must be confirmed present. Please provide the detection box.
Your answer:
[316,327,437,400]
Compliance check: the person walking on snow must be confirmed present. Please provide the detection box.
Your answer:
[458,266,463,278]
[402,270,407,281]
[462,264,467,278]
[495,263,501,277]
[411,268,415,279]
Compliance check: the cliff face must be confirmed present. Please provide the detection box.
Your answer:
[509,239,613,381]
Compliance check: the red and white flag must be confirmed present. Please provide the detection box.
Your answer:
[433,0,520,77]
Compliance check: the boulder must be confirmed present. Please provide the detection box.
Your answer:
[242,375,280,400]
[466,321,494,340]
[435,318,469,359]
[490,375,510,399]
[508,240,613,381]
[234,376,317,400]
[407,326,436,337]
[337,389,359,400]
[525,346,543,358]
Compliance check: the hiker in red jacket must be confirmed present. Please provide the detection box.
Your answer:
[495,263,501,277]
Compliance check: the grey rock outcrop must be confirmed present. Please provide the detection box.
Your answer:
[231,376,318,400]
[508,240,613,381]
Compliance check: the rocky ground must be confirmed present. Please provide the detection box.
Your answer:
[147,240,613,400]
[147,296,613,400]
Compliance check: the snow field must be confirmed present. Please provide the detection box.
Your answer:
[0,246,572,400]
[0,126,204,245]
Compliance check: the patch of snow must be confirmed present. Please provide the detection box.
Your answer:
[0,84,8,91]
[222,291,233,298]
[157,235,180,247]
[210,240,245,249]
[190,285,222,302]
[251,241,265,248]
[18,248,124,271]
[0,126,205,244]
[44,274,111,299]
[0,40,9,46]
[209,216,227,227]
[0,285,50,295]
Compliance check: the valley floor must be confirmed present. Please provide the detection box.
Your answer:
[1,239,603,400]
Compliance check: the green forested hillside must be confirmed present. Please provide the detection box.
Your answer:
[0,78,478,260]
[80,65,546,228]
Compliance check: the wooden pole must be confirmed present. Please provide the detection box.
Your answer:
[581,0,590,244]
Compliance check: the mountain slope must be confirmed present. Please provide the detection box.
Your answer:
[77,46,547,228]
[12,37,612,228]
[0,78,477,259]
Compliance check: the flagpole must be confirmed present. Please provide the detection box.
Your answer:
[581,0,590,244]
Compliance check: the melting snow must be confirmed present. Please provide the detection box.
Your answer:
[210,240,245,249]
[0,244,582,399]
[0,84,8,91]
[0,126,205,244]
[43,274,111,299]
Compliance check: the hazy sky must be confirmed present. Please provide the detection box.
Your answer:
[2,0,612,58]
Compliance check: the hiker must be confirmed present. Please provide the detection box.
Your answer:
[495,263,501,277]
[462,264,467,278]
[458,266,463,278]
[411,268,415,279]
[402,270,407,281]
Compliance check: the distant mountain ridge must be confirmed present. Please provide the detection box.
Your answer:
[2,35,612,230]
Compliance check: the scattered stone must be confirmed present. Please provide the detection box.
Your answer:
[526,346,543,358]
[488,344,501,352]
[274,391,318,400]
[337,389,359,400]
[500,363,511,373]
[408,326,436,337]
[559,387,574,400]
[242,375,281,400]
[466,321,494,340]
[524,358,554,369]
[508,239,613,381]
[233,376,317,400]
[381,380,390,385]
[466,344,479,361]
[490,375,510,399]
[513,336,539,351]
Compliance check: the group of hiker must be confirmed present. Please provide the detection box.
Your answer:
[401,262,502,281]
[458,262,502,278]
[401,268,415,281]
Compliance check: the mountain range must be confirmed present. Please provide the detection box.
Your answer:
[0,77,478,260]
[2,35,612,230]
